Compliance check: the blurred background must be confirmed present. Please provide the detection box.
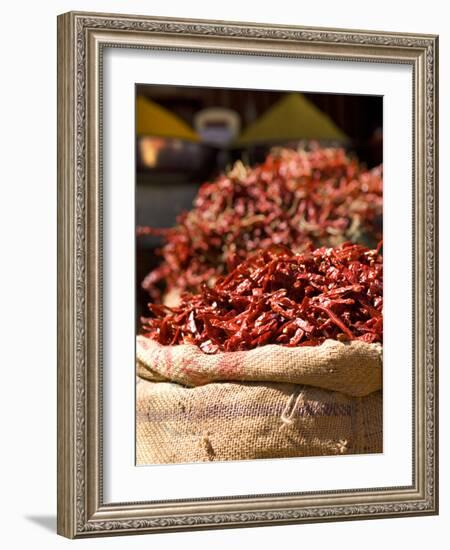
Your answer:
[135,85,382,319]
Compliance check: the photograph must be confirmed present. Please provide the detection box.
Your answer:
[55,10,438,538]
[134,85,384,465]
[0,0,445,546]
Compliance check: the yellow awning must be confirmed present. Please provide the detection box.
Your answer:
[136,96,199,142]
[235,93,347,146]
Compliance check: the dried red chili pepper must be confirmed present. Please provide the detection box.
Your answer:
[139,146,382,301]
[141,241,383,353]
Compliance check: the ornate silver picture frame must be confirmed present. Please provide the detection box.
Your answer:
[57,11,438,538]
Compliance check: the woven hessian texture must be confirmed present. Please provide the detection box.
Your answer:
[136,378,382,464]
[137,337,382,397]
[136,336,382,465]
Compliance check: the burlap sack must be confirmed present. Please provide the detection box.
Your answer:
[136,377,382,464]
[136,336,383,464]
[136,336,382,397]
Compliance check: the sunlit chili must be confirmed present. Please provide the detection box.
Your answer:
[141,241,383,353]
[138,146,382,301]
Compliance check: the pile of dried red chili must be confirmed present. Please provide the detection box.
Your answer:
[141,241,383,353]
[138,146,382,301]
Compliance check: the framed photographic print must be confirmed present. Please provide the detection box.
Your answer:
[57,11,439,538]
